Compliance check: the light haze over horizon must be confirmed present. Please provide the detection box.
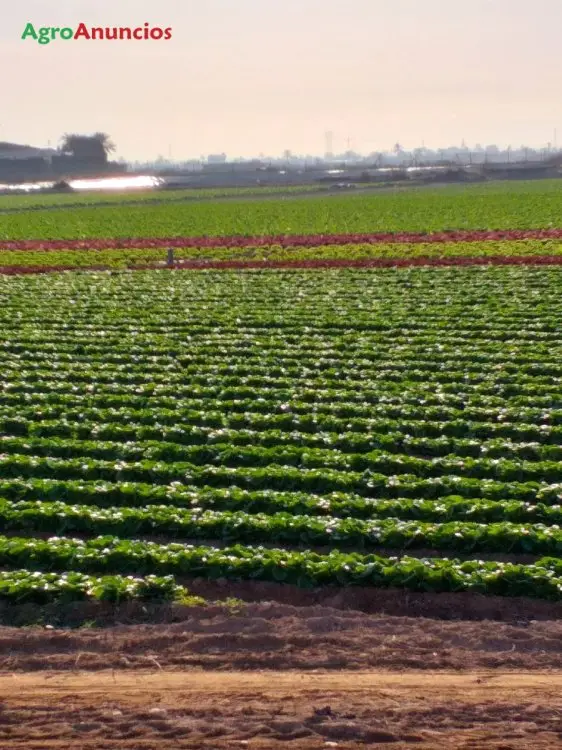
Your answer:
[2,0,561,161]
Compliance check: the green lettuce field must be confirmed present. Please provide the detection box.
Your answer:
[0,263,561,604]
[3,179,562,241]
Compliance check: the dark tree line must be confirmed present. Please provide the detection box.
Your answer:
[59,133,116,164]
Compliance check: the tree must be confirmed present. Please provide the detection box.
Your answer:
[60,132,116,163]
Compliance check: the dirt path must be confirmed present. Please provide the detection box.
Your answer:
[0,601,561,747]
[0,669,560,748]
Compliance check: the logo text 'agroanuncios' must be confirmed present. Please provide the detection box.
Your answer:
[22,22,173,44]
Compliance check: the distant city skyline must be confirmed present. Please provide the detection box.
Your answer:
[129,140,560,168]
[4,138,560,167]
[3,0,562,160]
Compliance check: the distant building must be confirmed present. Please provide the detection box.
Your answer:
[481,161,559,180]
[0,142,56,162]
[0,142,57,182]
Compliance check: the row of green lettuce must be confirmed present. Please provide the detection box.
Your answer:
[2,362,559,400]
[2,356,561,388]
[2,499,562,555]
[0,435,561,483]
[0,477,560,524]
[0,535,561,599]
[0,451,560,502]
[1,404,561,445]
[0,184,319,212]
[0,372,558,409]
[1,376,560,418]
[2,419,562,462]
[8,357,554,386]
[3,340,561,376]
[1,384,558,415]
[2,347,561,384]
[3,323,560,351]
[0,570,190,604]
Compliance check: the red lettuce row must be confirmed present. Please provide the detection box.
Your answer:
[4,227,562,252]
[3,255,562,275]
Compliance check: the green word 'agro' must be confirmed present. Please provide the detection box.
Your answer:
[21,23,74,44]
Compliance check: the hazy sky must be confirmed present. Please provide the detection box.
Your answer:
[2,0,562,160]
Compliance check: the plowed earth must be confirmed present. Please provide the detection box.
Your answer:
[1,602,561,749]
[1,669,561,750]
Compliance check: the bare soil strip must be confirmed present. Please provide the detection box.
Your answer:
[0,668,560,748]
[180,580,562,623]
[1,601,562,672]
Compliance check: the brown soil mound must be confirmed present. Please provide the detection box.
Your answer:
[1,600,561,673]
[180,579,562,622]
